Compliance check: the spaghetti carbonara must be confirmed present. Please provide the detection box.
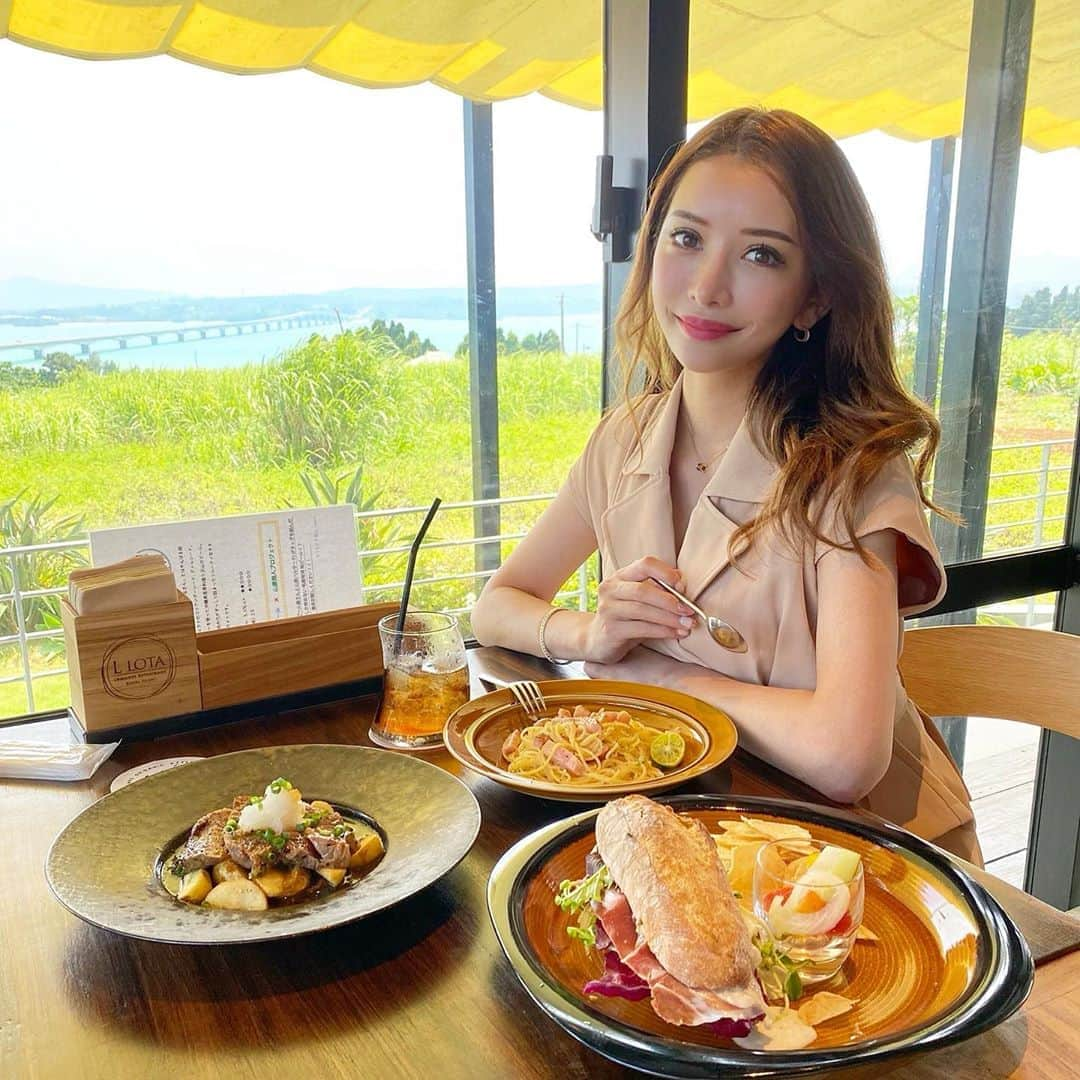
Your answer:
[500,705,669,785]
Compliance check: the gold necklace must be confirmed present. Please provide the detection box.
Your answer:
[684,418,730,473]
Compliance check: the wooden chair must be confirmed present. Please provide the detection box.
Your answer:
[900,624,1080,737]
[901,624,1080,913]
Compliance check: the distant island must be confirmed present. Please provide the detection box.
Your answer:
[3,266,1077,331]
[0,277,602,325]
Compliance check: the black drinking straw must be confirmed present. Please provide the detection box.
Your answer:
[395,497,442,633]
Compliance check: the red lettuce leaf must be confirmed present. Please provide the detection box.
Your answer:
[582,949,651,1000]
[702,1016,755,1038]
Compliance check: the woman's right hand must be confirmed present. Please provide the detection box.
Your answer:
[581,557,695,664]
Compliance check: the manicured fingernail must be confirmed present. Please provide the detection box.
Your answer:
[679,616,693,628]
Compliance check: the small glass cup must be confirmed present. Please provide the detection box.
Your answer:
[369,611,469,750]
[752,838,865,984]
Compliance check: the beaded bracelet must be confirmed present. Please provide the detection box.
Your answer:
[537,606,571,665]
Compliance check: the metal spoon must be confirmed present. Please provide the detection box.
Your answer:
[650,576,747,653]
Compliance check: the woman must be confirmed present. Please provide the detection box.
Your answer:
[471,107,980,864]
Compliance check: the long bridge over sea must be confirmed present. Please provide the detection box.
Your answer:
[0,312,337,363]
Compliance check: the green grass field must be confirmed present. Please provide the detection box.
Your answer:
[1,326,1075,718]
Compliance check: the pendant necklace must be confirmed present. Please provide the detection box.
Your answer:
[685,418,730,473]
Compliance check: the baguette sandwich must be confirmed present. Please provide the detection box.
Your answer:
[558,795,767,1034]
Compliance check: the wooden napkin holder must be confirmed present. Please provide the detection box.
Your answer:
[61,590,203,737]
[196,602,397,709]
[62,585,398,739]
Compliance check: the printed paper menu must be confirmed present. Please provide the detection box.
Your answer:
[90,506,362,632]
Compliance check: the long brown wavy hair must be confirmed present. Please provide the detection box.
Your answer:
[615,106,950,563]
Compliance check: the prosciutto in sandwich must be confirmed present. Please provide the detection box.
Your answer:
[556,795,767,1035]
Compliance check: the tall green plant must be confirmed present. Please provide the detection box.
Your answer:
[252,329,405,466]
[292,462,407,586]
[0,491,88,638]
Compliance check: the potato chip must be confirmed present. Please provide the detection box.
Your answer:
[716,820,766,839]
[855,924,880,942]
[727,841,765,898]
[712,832,749,849]
[798,992,856,1026]
[741,817,813,842]
[775,840,817,855]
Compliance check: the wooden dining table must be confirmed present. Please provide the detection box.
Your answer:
[3,646,1079,1079]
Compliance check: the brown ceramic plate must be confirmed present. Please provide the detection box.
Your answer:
[443,679,738,801]
[488,795,1032,1077]
[45,744,481,945]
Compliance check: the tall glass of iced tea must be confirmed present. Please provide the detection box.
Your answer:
[370,611,469,749]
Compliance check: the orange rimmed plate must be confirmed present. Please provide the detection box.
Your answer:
[443,679,738,801]
[487,794,1032,1077]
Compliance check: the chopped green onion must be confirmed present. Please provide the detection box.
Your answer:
[268,777,293,794]
[257,828,288,852]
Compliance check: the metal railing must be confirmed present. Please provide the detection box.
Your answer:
[982,438,1072,548]
[1,438,1072,717]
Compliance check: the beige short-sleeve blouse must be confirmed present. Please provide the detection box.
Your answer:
[564,377,977,856]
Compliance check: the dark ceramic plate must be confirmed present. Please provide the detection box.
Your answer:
[487,794,1032,1078]
[46,744,480,945]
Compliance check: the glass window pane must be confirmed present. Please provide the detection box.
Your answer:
[0,47,606,717]
[490,93,604,622]
[991,145,1079,556]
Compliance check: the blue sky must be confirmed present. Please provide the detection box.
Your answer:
[1,39,1076,298]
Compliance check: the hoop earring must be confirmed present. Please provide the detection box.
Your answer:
[793,326,810,343]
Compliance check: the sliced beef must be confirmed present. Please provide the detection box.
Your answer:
[224,802,359,877]
[272,828,353,871]
[172,807,232,875]
[301,831,353,869]
[224,831,277,878]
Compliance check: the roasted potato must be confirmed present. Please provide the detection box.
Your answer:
[316,866,346,888]
[211,858,247,884]
[203,878,269,911]
[177,868,213,904]
[310,800,334,815]
[253,865,310,898]
[348,831,384,869]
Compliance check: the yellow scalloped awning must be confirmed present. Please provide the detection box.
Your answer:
[1,1,1076,151]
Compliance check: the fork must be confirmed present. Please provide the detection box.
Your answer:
[484,677,547,719]
[509,679,548,719]
[475,667,550,718]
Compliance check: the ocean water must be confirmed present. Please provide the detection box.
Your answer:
[0,312,605,370]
